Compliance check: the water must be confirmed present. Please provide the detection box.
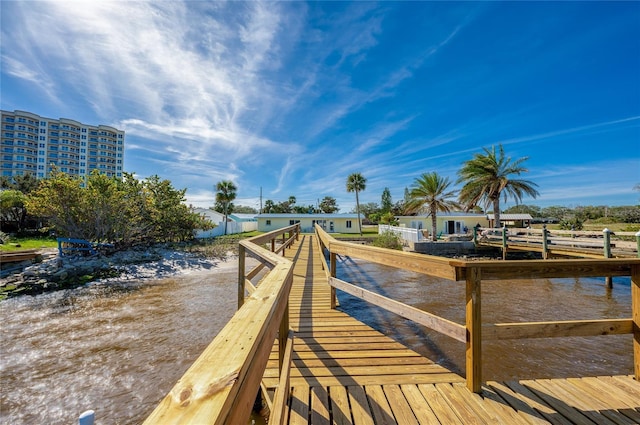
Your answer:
[1,269,238,425]
[1,258,634,424]
[336,256,633,381]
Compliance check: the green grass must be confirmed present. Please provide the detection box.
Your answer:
[0,237,58,251]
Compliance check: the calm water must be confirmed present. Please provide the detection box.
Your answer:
[0,258,633,424]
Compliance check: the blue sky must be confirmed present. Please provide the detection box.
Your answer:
[2,1,639,212]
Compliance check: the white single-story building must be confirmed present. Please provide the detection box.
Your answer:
[193,208,226,225]
[487,213,533,228]
[230,213,258,222]
[396,212,489,236]
[256,214,363,233]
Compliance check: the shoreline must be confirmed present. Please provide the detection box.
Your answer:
[1,245,254,299]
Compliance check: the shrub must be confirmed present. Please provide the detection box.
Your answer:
[372,231,403,250]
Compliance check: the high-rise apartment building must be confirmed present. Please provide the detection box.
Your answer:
[1,110,124,180]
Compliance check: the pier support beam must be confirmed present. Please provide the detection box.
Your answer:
[466,267,482,393]
[633,265,640,382]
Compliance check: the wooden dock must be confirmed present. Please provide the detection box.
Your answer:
[144,225,640,424]
[259,234,640,424]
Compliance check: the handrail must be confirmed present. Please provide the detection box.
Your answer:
[315,224,640,393]
[144,224,299,425]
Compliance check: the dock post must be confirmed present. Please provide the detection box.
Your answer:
[632,265,640,382]
[238,244,246,308]
[473,226,478,245]
[542,225,549,260]
[466,267,482,393]
[603,229,613,288]
[330,252,337,309]
[603,228,612,258]
[502,225,508,260]
[636,231,640,258]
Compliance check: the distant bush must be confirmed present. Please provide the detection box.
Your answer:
[372,231,403,250]
[559,217,584,231]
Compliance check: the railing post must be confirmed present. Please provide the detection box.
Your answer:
[330,251,337,309]
[542,224,549,260]
[604,228,613,288]
[279,299,289,372]
[603,228,612,258]
[238,244,246,308]
[271,238,275,253]
[466,266,482,393]
[502,225,508,260]
[632,265,640,382]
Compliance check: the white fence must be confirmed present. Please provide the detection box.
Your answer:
[379,224,425,243]
[195,221,258,238]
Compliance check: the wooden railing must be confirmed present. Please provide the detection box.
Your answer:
[315,224,640,393]
[475,226,640,259]
[143,224,299,424]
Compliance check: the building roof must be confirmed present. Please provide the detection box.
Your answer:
[230,213,257,222]
[257,213,361,219]
[487,214,533,220]
[397,212,486,218]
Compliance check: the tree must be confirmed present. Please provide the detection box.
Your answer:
[233,205,258,214]
[0,173,39,194]
[503,204,541,217]
[381,187,392,213]
[405,172,460,241]
[346,173,367,235]
[215,180,237,235]
[457,144,539,228]
[0,190,28,232]
[263,199,275,213]
[318,196,339,213]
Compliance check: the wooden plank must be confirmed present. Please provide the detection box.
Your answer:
[486,381,553,425]
[435,383,490,425]
[399,384,442,424]
[466,266,482,393]
[288,385,310,425]
[633,265,640,381]
[269,330,294,425]
[329,277,466,342]
[330,385,354,425]
[483,318,633,340]
[417,384,464,424]
[536,379,619,425]
[365,385,397,423]
[520,379,598,425]
[451,258,640,280]
[383,384,419,424]
[310,386,330,425]
[347,386,375,425]
[143,260,293,425]
[263,373,463,388]
[502,380,575,425]
[331,241,461,281]
[561,378,638,425]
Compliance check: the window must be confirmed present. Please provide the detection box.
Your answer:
[266,220,271,226]
[346,220,352,228]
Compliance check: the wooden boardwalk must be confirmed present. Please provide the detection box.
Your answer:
[263,235,640,424]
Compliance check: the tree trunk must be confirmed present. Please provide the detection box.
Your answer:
[431,209,438,242]
[493,198,501,228]
[356,190,362,236]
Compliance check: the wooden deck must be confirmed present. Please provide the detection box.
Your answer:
[263,235,640,424]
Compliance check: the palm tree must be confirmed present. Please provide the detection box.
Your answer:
[406,172,461,241]
[457,144,539,228]
[346,172,367,235]
[215,180,237,235]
